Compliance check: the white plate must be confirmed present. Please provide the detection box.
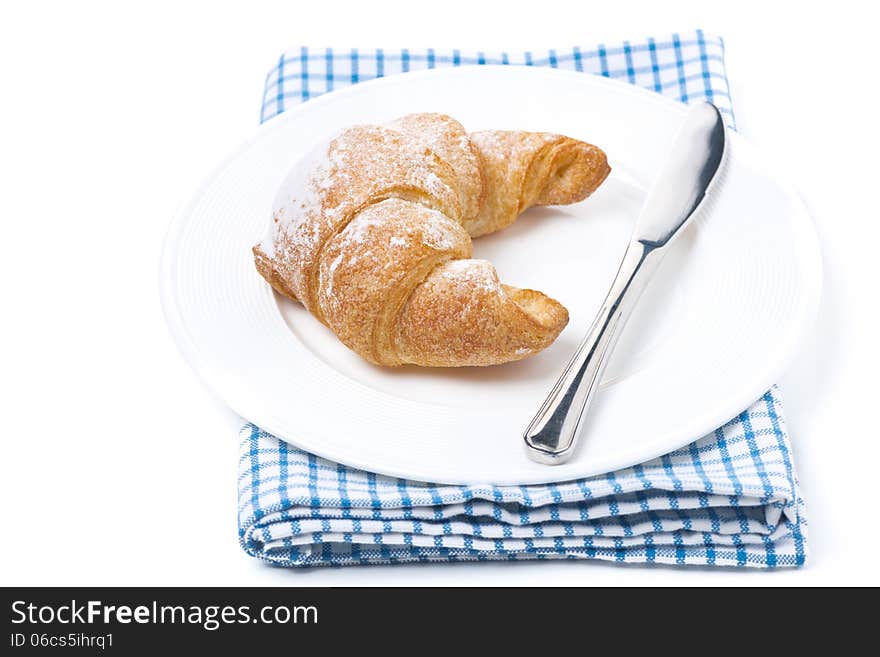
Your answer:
[160,66,821,485]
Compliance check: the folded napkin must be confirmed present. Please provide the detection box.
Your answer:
[240,30,807,568]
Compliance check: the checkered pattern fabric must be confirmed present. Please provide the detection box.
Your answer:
[240,30,807,568]
[259,31,735,125]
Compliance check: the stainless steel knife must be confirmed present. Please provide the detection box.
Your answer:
[524,101,728,465]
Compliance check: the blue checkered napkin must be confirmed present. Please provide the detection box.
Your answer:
[240,30,807,568]
[259,31,737,124]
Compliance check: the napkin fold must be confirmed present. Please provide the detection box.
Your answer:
[240,30,807,568]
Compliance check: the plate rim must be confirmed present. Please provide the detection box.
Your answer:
[159,65,823,484]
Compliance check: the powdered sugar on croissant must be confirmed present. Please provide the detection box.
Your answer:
[254,113,610,367]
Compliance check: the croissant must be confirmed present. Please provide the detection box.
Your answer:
[254,113,610,367]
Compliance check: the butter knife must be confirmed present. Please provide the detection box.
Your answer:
[524,101,727,465]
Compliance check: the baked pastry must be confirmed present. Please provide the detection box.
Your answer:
[254,113,610,367]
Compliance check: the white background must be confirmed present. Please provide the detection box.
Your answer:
[2,0,878,586]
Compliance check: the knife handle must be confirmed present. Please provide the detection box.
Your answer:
[523,239,661,464]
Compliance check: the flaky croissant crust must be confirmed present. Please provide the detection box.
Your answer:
[254,113,610,367]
